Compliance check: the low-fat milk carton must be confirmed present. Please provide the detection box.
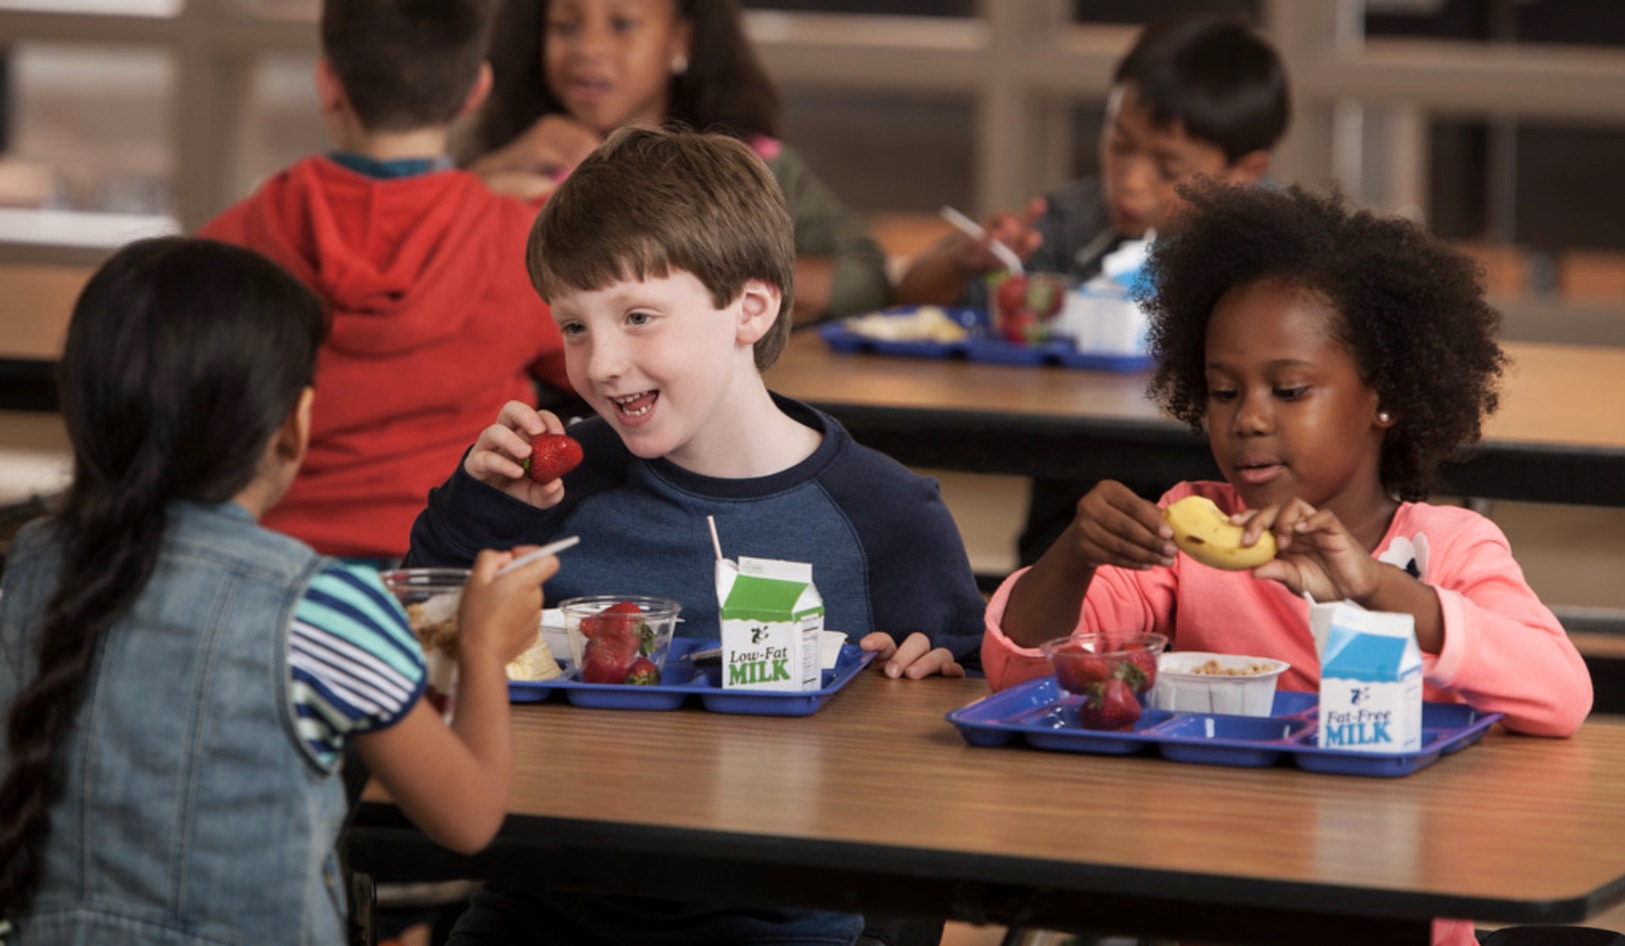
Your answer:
[716,556,822,692]
[1310,600,1422,753]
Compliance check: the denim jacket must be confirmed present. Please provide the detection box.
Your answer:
[0,501,346,945]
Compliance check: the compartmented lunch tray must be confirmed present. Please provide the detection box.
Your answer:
[509,637,875,716]
[946,677,1501,777]
[818,307,1153,372]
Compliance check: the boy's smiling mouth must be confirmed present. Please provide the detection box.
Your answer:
[611,391,658,418]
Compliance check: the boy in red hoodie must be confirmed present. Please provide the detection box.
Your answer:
[200,0,569,560]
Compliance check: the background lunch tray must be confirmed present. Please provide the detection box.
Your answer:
[947,677,1502,777]
[509,637,876,716]
[818,306,1153,372]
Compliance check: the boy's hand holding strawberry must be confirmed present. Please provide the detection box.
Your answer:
[464,400,583,508]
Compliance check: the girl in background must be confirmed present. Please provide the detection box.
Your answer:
[0,237,557,944]
[461,0,890,324]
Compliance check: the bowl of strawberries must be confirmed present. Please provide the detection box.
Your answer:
[560,595,681,686]
[1039,631,1168,731]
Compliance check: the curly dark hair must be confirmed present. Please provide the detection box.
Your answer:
[1144,181,1505,501]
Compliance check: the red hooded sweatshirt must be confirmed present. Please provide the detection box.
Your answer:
[200,156,569,558]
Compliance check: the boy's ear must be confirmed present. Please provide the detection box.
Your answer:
[313,57,348,117]
[1225,149,1273,186]
[459,62,494,118]
[734,280,782,346]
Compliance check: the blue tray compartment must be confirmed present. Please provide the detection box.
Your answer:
[1151,714,1311,768]
[946,676,1501,778]
[819,307,1152,373]
[508,637,875,716]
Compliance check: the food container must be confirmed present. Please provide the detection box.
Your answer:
[560,595,681,686]
[380,567,471,716]
[1150,652,1291,717]
[989,271,1073,344]
[1039,631,1168,731]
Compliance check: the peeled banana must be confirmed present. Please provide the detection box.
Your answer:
[1163,495,1277,571]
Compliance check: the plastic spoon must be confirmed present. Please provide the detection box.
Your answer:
[939,205,1024,275]
[495,535,581,577]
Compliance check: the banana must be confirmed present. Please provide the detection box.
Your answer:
[1163,495,1277,571]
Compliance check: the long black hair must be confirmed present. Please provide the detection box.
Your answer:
[465,0,779,161]
[0,237,327,917]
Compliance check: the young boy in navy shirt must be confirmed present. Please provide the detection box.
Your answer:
[408,125,985,945]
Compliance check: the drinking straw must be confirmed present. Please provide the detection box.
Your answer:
[707,515,724,561]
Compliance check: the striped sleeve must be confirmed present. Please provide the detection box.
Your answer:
[288,563,426,766]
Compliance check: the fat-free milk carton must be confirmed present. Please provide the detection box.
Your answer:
[1311,601,1422,753]
[716,556,822,692]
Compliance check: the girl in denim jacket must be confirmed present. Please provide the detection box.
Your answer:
[0,237,557,945]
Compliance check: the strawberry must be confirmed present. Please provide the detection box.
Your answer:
[578,601,662,684]
[579,600,642,639]
[995,274,1029,318]
[625,657,661,686]
[1122,646,1158,693]
[1052,651,1114,693]
[993,273,1066,344]
[523,432,583,483]
[1078,677,1142,731]
[581,632,638,684]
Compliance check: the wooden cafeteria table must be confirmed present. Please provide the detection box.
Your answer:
[766,331,1625,508]
[346,672,1625,946]
[5,285,1622,505]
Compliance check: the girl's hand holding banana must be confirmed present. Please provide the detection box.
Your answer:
[1061,480,1177,572]
[1229,499,1385,603]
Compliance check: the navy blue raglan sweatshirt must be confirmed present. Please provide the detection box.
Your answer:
[407,395,985,663]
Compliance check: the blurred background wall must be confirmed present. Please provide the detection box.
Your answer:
[3,0,1623,617]
[2,0,1623,338]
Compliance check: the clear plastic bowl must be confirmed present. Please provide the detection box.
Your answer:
[560,595,681,685]
[1039,631,1169,730]
[380,567,471,714]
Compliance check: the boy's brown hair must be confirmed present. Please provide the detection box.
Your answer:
[320,0,496,132]
[526,126,797,371]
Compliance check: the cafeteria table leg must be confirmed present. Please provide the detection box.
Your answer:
[349,870,377,946]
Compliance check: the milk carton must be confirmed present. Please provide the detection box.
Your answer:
[1311,601,1422,753]
[716,556,822,692]
[1052,232,1153,356]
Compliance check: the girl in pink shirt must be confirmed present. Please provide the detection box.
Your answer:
[983,181,1592,946]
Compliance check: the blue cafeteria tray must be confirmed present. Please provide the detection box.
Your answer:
[508,637,876,716]
[818,307,1153,372]
[946,677,1501,777]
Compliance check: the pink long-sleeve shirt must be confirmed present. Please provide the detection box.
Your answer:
[982,481,1592,946]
